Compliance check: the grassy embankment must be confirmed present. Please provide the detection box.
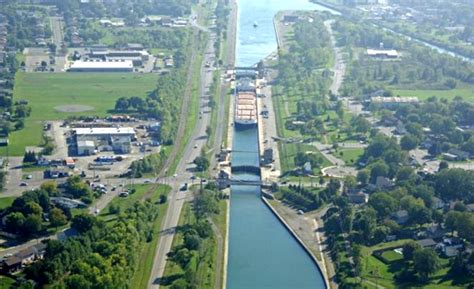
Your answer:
[98,184,171,289]
[161,197,227,289]
[2,73,158,156]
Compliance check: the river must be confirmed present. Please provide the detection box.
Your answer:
[226,1,336,289]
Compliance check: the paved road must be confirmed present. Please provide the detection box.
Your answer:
[325,20,345,97]
[148,6,219,288]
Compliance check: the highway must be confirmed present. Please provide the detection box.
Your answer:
[147,8,219,289]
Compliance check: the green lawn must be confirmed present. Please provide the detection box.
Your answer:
[279,143,332,175]
[2,72,158,156]
[0,196,16,210]
[392,87,474,103]
[336,148,364,166]
[0,276,15,289]
[358,240,470,289]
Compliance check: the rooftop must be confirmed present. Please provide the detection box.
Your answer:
[74,127,135,136]
[69,60,134,70]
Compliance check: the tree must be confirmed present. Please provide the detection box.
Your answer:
[50,208,68,228]
[368,192,397,218]
[403,241,421,261]
[5,212,26,233]
[400,134,419,151]
[357,169,369,186]
[23,214,43,235]
[71,214,96,234]
[413,248,440,281]
[438,161,449,172]
[64,275,92,289]
[193,156,210,172]
[23,151,37,163]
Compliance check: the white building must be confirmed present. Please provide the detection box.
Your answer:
[367,49,399,59]
[68,60,134,72]
[74,127,135,155]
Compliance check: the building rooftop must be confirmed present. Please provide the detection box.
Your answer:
[69,60,133,70]
[74,127,135,136]
[371,96,419,103]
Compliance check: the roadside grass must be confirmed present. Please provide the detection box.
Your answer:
[162,198,226,289]
[392,87,474,103]
[2,72,158,156]
[0,196,15,210]
[168,50,204,175]
[210,200,228,289]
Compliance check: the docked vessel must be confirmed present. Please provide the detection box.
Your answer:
[235,92,257,128]
[234,70,258,129]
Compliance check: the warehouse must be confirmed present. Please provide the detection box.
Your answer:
[68,60,134,72]
[73,127,136,155]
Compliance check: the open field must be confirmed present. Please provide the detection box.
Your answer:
[1,72,158,156]
[337,148,364,166]
[392,87,474,103]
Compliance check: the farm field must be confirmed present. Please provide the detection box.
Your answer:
[1,72,159,156]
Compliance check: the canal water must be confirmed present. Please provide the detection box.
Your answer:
[227,1,336,289]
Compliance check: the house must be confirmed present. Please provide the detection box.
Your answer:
[345,191,369,204]
[375,176,394,191]
[424,223,446,239]
[417,238,437,249]
[466,203,474,212]
[438,237,463,257]
[431,197,445,210]
[1,256,22,273]
[447,148,470,161]
[392,210,409,225]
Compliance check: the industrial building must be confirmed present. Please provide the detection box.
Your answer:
[73,127,136,155]
[88,49,150,67]
[68,60,134,72]
[366,49,399,59]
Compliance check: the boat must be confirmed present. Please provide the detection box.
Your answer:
[253,21,258,28]
[235,92,257,129]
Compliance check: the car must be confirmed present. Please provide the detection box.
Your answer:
[20,182,28,186]
[173,173,178,178]
[191,175,197,180]
[27,175,33,180]
[180,183,188,191]
[119,192,129,197]
[194,144,198,149]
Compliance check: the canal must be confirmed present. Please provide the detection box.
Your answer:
[227,1,336,288]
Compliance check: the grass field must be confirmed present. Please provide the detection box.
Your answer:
[1,72,159,156]
[337,148,364,166]
[392,87,474,103]
[0,276,15,289]
[0,196,16,210]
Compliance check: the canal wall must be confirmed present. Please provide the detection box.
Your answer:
[261,197,330,289]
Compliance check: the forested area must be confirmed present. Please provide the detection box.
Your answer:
[333,20,474,97]
[1,178,92,239]
[164,186,224,289]
[21,200,160,288]
[55,0,196,20]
